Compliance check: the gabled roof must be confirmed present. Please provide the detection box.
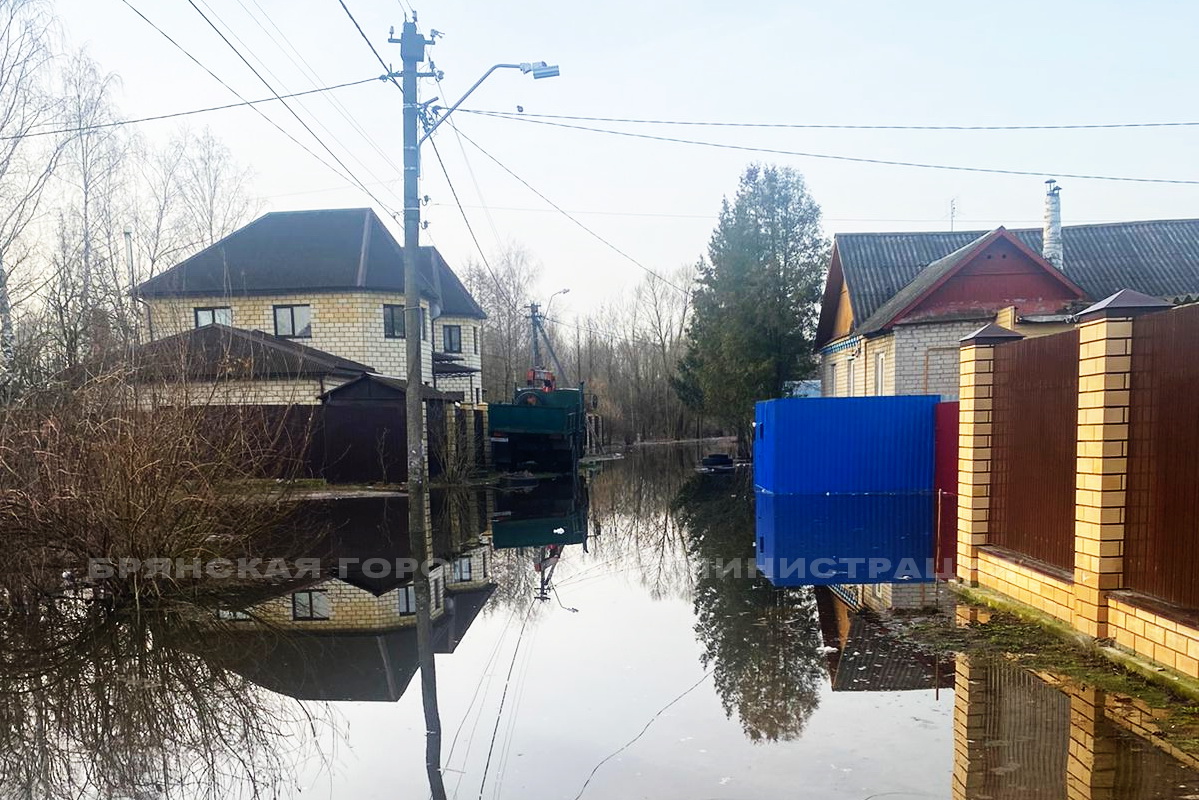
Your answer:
[319,372,458,402]
[854,227,1085,336]
[135,208,486,319]
[825,218,1199,343]
[127,323,372,381]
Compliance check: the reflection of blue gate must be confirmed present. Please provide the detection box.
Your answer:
[753,396,941,586]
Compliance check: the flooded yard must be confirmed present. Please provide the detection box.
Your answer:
[4,443,1198,799]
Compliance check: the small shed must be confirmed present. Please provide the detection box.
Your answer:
[320,374,456,484]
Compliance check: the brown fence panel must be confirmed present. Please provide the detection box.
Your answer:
[990,329,1080,571]
[1125,305,1199,609]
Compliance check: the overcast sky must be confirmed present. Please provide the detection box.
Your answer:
[54,0,1199,313]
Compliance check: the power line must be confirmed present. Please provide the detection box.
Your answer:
[462,108,1199,132]
[570,668,715,800]
[464,111,1199,186]
[8,76,383,140]
[116,0,369,194]
[234,0,406,182]
[426,134,520,312]
[182,0,401,210]
[476,601,536,800]
[449,125,692,294]
[336,0,406,95]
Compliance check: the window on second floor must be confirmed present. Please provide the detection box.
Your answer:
[383,304,405,338]
[194,306,232,328]
[473,325,480,355]
[274,304,312,338]
[291,589,330,620]
[443,324,462,353]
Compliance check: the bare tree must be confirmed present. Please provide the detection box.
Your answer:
[176,126,258,251]
[463,243,541,401]
[0,0,68,382]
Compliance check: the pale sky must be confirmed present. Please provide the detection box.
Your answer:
[54,0,1199,314]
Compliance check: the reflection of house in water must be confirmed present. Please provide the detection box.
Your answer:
[217,491,497,701]
[952,647,1199,799]
[814,587,953,692]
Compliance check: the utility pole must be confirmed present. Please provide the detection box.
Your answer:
[529,302,544,367]
[390,19,446,800]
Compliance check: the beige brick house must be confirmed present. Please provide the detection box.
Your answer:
[135,207,487,404]
[816,197,1199,400]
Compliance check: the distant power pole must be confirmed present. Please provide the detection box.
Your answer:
[949,198,958,232]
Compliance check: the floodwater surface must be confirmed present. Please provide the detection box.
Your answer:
[3,443,1198,799]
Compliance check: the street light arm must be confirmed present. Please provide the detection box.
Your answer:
[419,63,521,145]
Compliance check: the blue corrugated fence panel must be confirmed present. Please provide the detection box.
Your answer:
[753,396,940,494]
[754,491,935,586]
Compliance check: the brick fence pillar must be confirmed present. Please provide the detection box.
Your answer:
[957,324,1023,584]
[1072,290,1171,639]
[951,654,991,800]
[1066,687,1117,800]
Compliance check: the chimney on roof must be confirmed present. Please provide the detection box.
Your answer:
[1042,179,1063,269]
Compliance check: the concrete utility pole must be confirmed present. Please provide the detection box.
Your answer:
[391,20,444,799]
[384,23,556,791]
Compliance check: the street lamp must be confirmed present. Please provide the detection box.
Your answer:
[545,287,570,317]
[420,60,560,145]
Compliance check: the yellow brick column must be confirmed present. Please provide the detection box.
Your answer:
[1071,290,1171,638]
[1065,687,1117,800]
[957,324,1023,584]
[951,654,990,800]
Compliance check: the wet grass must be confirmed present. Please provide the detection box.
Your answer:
[890,599,1199,758]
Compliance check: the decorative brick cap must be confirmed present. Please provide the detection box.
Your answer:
[960,322,1024,346]
[1077,289,1173,322]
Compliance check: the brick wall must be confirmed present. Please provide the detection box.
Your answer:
[1108,596,1199,676]
[894,320,983,398]
[147,292,435,379]
[139,377,340,406]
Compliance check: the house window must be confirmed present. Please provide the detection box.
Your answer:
[874,352,886,396]
[383,304,406,338]
[194,306,232,328]
[847,359,856,397]
[398,585,416,614]
[421,307,428,341]
[432,577,443,610]
[274,304,312,338]
[473,326,480,355]
[217,607,250,621]
[443,324,462,353]
[828,362,837,397]
[291,590,330,620]
[452,556,472,583]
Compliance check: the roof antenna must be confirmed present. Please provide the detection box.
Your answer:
[949,197,957,232]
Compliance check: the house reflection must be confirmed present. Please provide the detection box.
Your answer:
[813,588,953,692]
[215,489,497,702]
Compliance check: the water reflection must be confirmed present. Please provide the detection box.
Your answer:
[675,472,826,742]
[0,601,325,799]
[6,444,1199,798]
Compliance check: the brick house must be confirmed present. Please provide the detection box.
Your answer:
[135,207,487,404]
[815,188,1199,399]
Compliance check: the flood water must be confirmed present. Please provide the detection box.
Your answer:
[5,443,1199,799]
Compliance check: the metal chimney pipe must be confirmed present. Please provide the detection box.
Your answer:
[1043,179,1063,269]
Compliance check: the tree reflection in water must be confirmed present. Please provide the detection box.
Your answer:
[0,599,328,799]
[675,472,826,743]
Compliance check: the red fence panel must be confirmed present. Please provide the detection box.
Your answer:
[1125,304,1199,609]
[989,330,1080,572]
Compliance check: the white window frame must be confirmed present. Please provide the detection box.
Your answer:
[291,589,330,620]
[398,585,416,615]
[874,352,886,396]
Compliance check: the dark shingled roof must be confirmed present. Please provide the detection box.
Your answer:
[136,208,486,319]
[836,219,1199,329]
[128,323,372,381]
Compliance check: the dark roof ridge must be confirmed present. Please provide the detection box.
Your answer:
[836,217,1199,240]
